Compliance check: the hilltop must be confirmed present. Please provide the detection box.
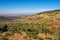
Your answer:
[0,9,60,40]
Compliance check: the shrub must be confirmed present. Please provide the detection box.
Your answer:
[26,28,38,39]
[37,37,43,40]
[45,37,52,40]
[0,24,8,32]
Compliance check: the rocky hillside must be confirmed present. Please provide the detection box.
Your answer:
[0,9,60,40]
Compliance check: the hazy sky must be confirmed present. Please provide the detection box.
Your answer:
[0,0,60,14]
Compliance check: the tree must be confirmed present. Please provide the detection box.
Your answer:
[1,24,8,32]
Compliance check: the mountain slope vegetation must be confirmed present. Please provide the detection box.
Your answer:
[0,9,60,40]
[0,16,21,23]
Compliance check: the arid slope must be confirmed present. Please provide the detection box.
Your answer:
[0,9,60,40]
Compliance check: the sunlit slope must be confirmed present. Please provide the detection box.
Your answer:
[7,9,60,27]
[0,9,60,40]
